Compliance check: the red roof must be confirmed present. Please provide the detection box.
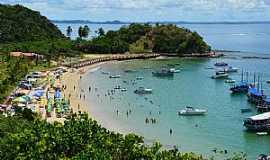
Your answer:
[10,52,22,57]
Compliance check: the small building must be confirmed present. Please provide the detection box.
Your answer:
[10,51,44,60]
[10,52,23,57]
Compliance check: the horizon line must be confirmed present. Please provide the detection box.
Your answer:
[52,20,270,24]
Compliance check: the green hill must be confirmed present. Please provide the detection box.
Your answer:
[0,4,64,43]
[76,23,211,54]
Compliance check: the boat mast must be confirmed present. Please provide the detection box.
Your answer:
[253,72,256,87]
[241,69,244,83]
[246,71,249,83]
[261,73,264,95]
[257,74,260,92]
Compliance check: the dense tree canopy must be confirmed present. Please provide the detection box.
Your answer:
[0,111,246,160]
[75,23,211,55]
[0,4,64,43]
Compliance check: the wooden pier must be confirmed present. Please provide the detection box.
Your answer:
[65,54,160,69]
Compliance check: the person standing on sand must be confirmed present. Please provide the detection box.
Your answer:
[74,85,76,91]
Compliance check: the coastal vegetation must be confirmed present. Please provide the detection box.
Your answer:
[0,4,64,43]
[0,4,210,57]
[0,110,246,160]
[75,23,211,54]
[0,54,53,103]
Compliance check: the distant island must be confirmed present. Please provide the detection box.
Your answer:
[52,20,270,25]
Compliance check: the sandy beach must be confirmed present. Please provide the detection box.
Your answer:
[61,62,108,115]
[60,60,135,134]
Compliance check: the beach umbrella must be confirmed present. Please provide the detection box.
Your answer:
[33,90,44,97]
[54,90,61,99]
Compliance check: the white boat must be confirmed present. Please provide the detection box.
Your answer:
[124,69,137,73]
[256,132,268,136]
[101,71,110,75]
[170,68,180,73]
[178,106,207,116]
[136,77,144,80]
[225,66,238,73]
[244,112,270,131]
[225,79,236,83]
[121,88,127,92]
[211,71,229,79]
[134,87,153,94]
[109,75,121,78]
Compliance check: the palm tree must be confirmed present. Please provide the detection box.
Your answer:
[82,25,90,38]
[78,26,84,38]
[97,27,105,36]
[66,26,72,37]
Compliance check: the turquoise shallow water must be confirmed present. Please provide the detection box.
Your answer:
[79,53,270,159]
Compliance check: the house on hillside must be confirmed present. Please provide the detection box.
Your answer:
[10,52,44,60]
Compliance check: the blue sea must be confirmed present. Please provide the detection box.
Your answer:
[55,22,270,159]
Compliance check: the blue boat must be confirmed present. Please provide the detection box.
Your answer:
[230,71,249,94]
[230,82,249,93]
[214,62,228,67]
[247,87,266,105]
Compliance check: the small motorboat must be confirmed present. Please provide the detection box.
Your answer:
[256,132,268,136]
[225,66,238,73]
[143,67,151,69]
[136,77,144,80]
[124,69,137,73]
[214,62,228,67]
[205,67,214,70]
[178,106,207,116]
[109,75,121,78]
[134,87,153,94]
[225,79,236,83]
[170,68,180,73]
[101,71,110,75]
[211,71,229,79]
[114,86,121,89]
[121,88,127,92]
[152,68,174,77]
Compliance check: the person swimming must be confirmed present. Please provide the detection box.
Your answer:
[145,118,149,124]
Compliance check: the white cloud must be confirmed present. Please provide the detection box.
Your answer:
[1,0,270,21]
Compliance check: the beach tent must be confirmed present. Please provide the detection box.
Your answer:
[19,83,32,90]
[21,95,31,102]
[13,97,27,103]
[17,103,26,107]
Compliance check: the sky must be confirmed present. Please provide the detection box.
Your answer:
[1,0,270,22]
